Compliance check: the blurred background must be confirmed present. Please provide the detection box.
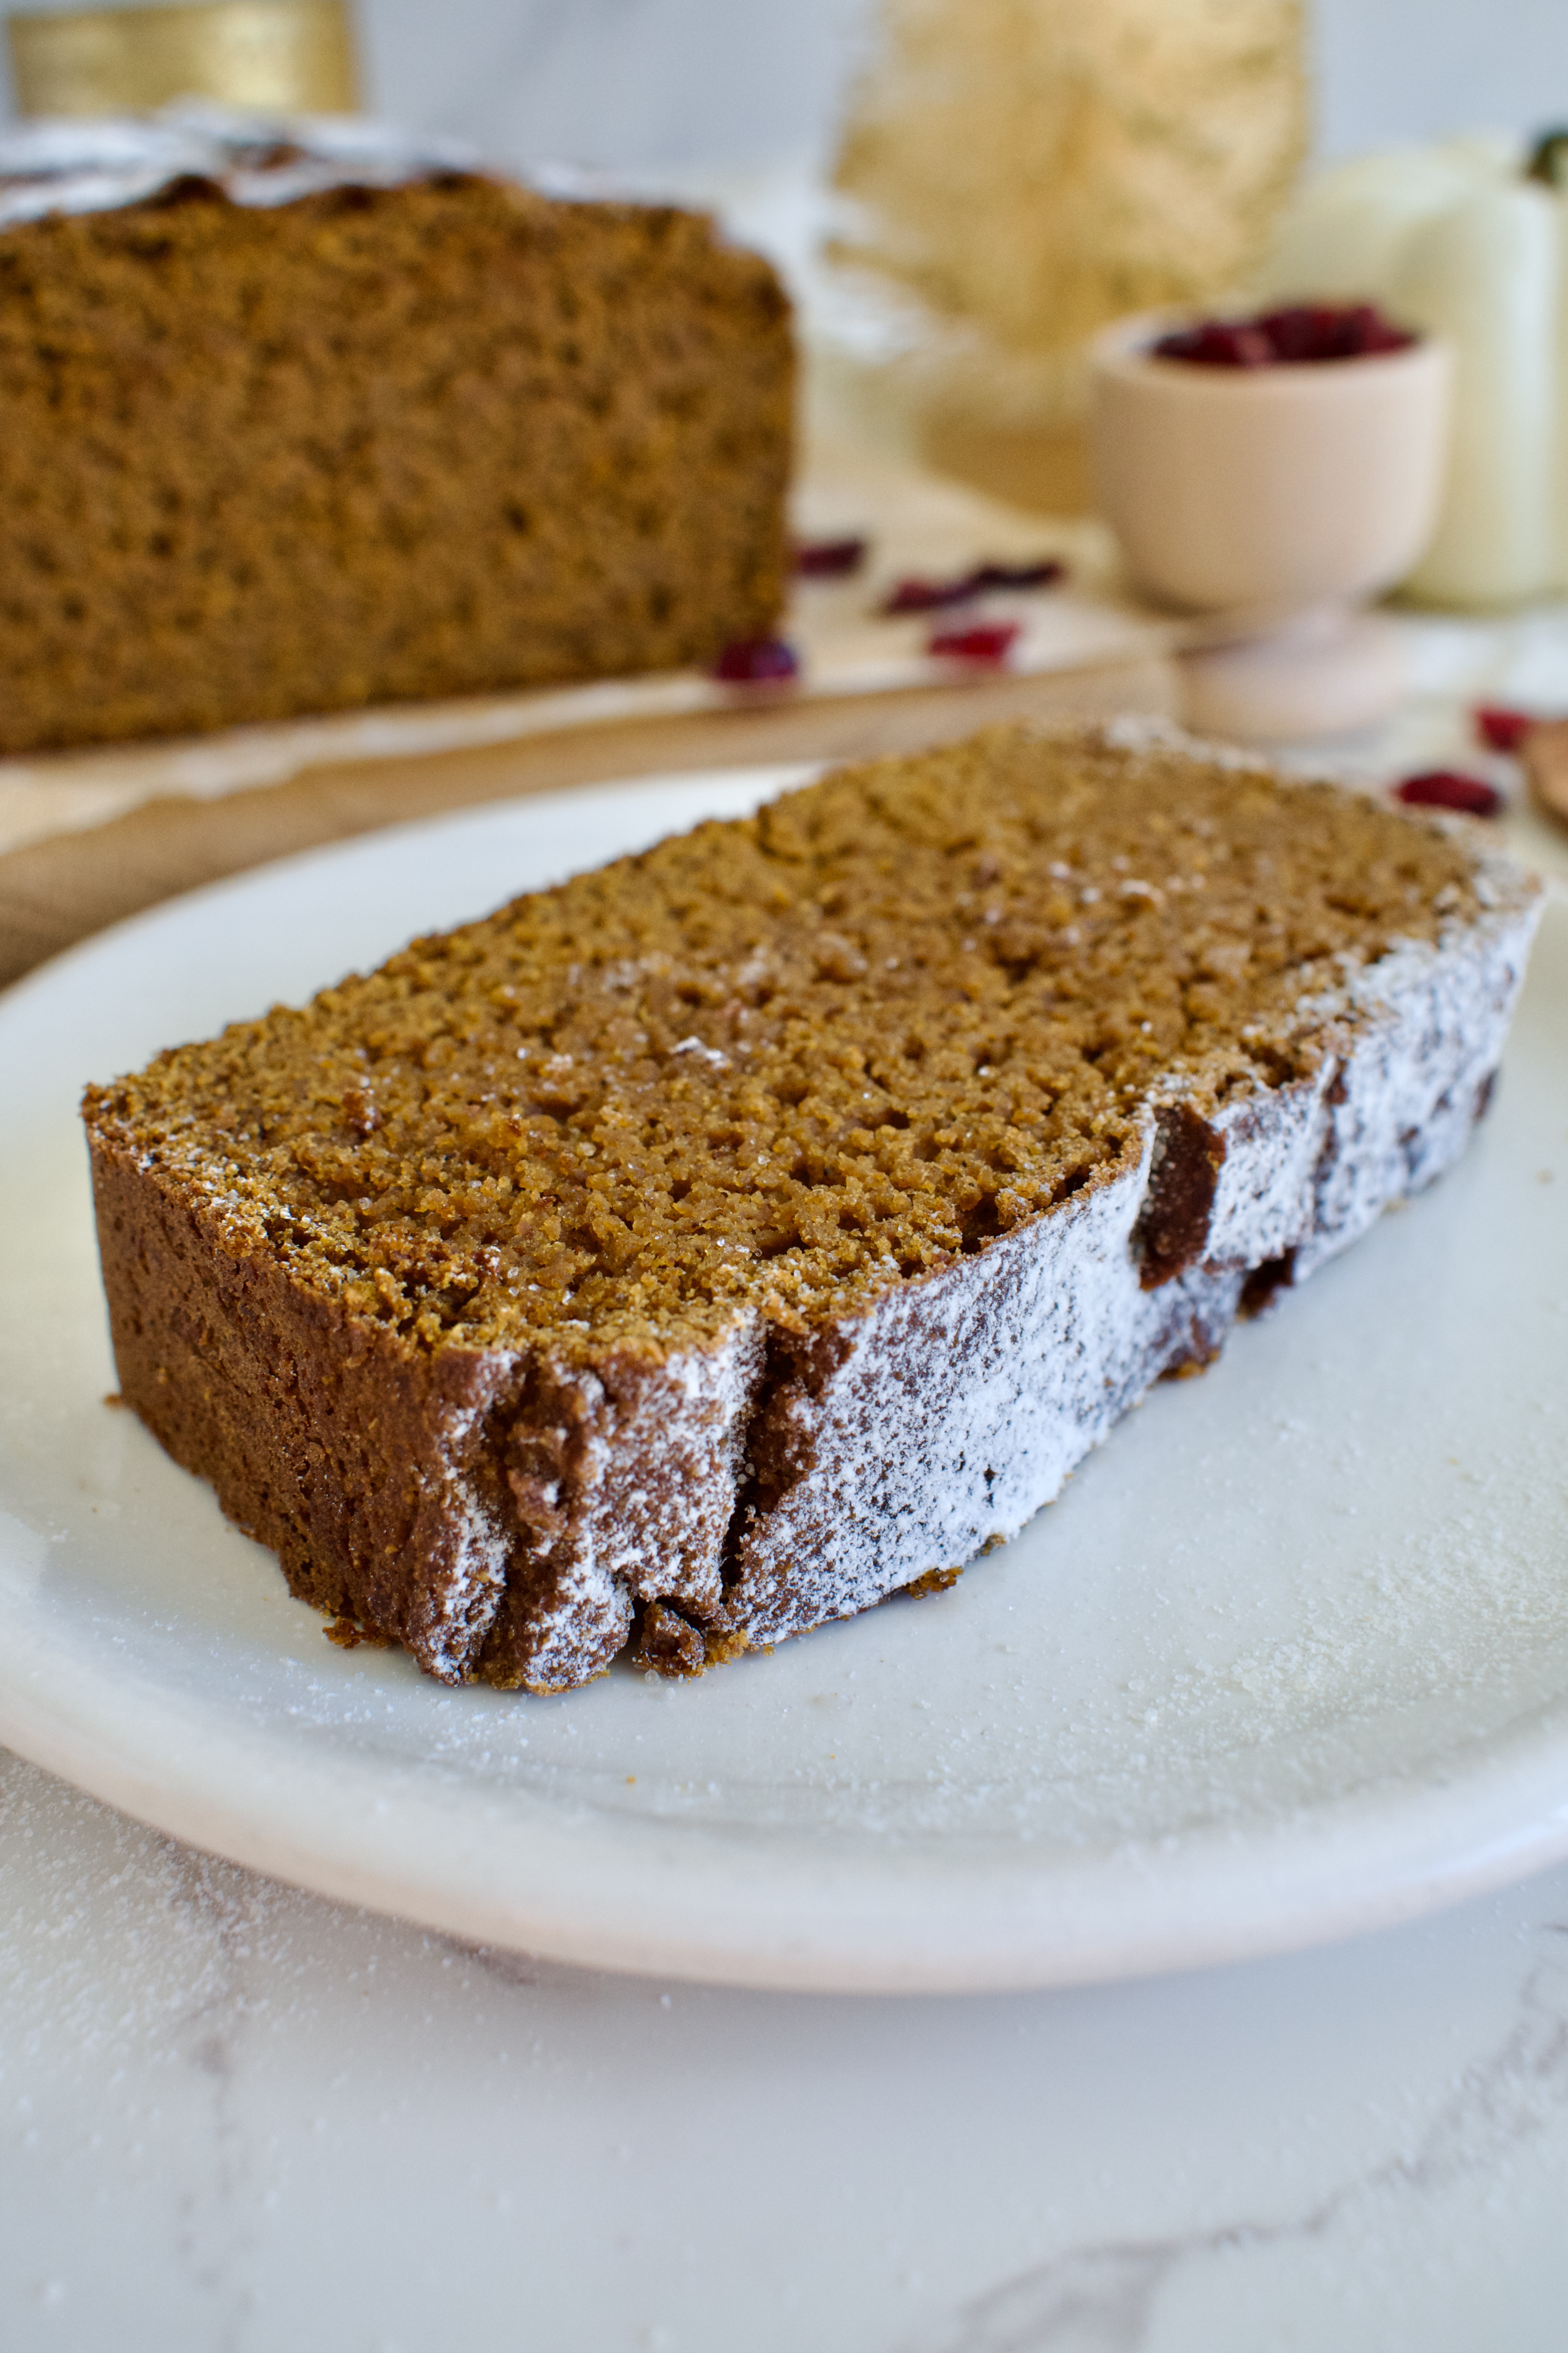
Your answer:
[7,0,1568,911]
[0,0,1564,175]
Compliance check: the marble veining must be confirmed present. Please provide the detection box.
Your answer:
[904,1931,1568,2351]
[5,1747,1568,2350]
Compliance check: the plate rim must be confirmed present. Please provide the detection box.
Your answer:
[7,1603,1568,1994]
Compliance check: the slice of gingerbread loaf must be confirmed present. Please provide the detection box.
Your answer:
[83,724,1541,1691]
[0,115,791,755]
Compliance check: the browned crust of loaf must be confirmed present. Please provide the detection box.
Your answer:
[92,1130,495,1663]
[0,171,792,756]
[90,1128,722,1688]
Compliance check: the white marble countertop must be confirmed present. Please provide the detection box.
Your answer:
[3,1743,1567,2352]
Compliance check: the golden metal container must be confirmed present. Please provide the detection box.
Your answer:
[826,0,1307,516]
[7,0,359,118]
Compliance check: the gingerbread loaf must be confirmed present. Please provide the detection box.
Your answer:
[83,724,1541,1691]
[0,114,792,755]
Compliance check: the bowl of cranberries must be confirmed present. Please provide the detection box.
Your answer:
[1090,303,1451,616]
[1151,304,1418,371]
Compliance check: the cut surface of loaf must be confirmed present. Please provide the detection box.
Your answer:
[83,725,1542,1691]
[0,159,791,754]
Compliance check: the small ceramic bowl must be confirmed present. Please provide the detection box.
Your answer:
[1090,315,1452,616]
[1089,314,1451,736]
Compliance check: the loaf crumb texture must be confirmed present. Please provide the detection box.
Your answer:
[0,171,791,753]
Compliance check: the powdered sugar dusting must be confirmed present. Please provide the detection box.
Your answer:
[422,1387,517,1679]
[0,104,478,230]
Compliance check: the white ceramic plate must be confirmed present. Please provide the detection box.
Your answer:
[3,764,1568,1993]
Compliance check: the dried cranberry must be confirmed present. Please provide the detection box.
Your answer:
[1154,302,1415,369]
[1394,770,1502,818]
[793,535,868,578]
[928,620,1020,665]
[1474,704,1537,753]
[1258,303,1413,361]
[882,558,1063,614]
[1254,304,1341,362]
[884,575,972,614]
[710,636,799,684]
[1336,303,1416,357]
[966,558,1065,593]
[1153,321,1274,368]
